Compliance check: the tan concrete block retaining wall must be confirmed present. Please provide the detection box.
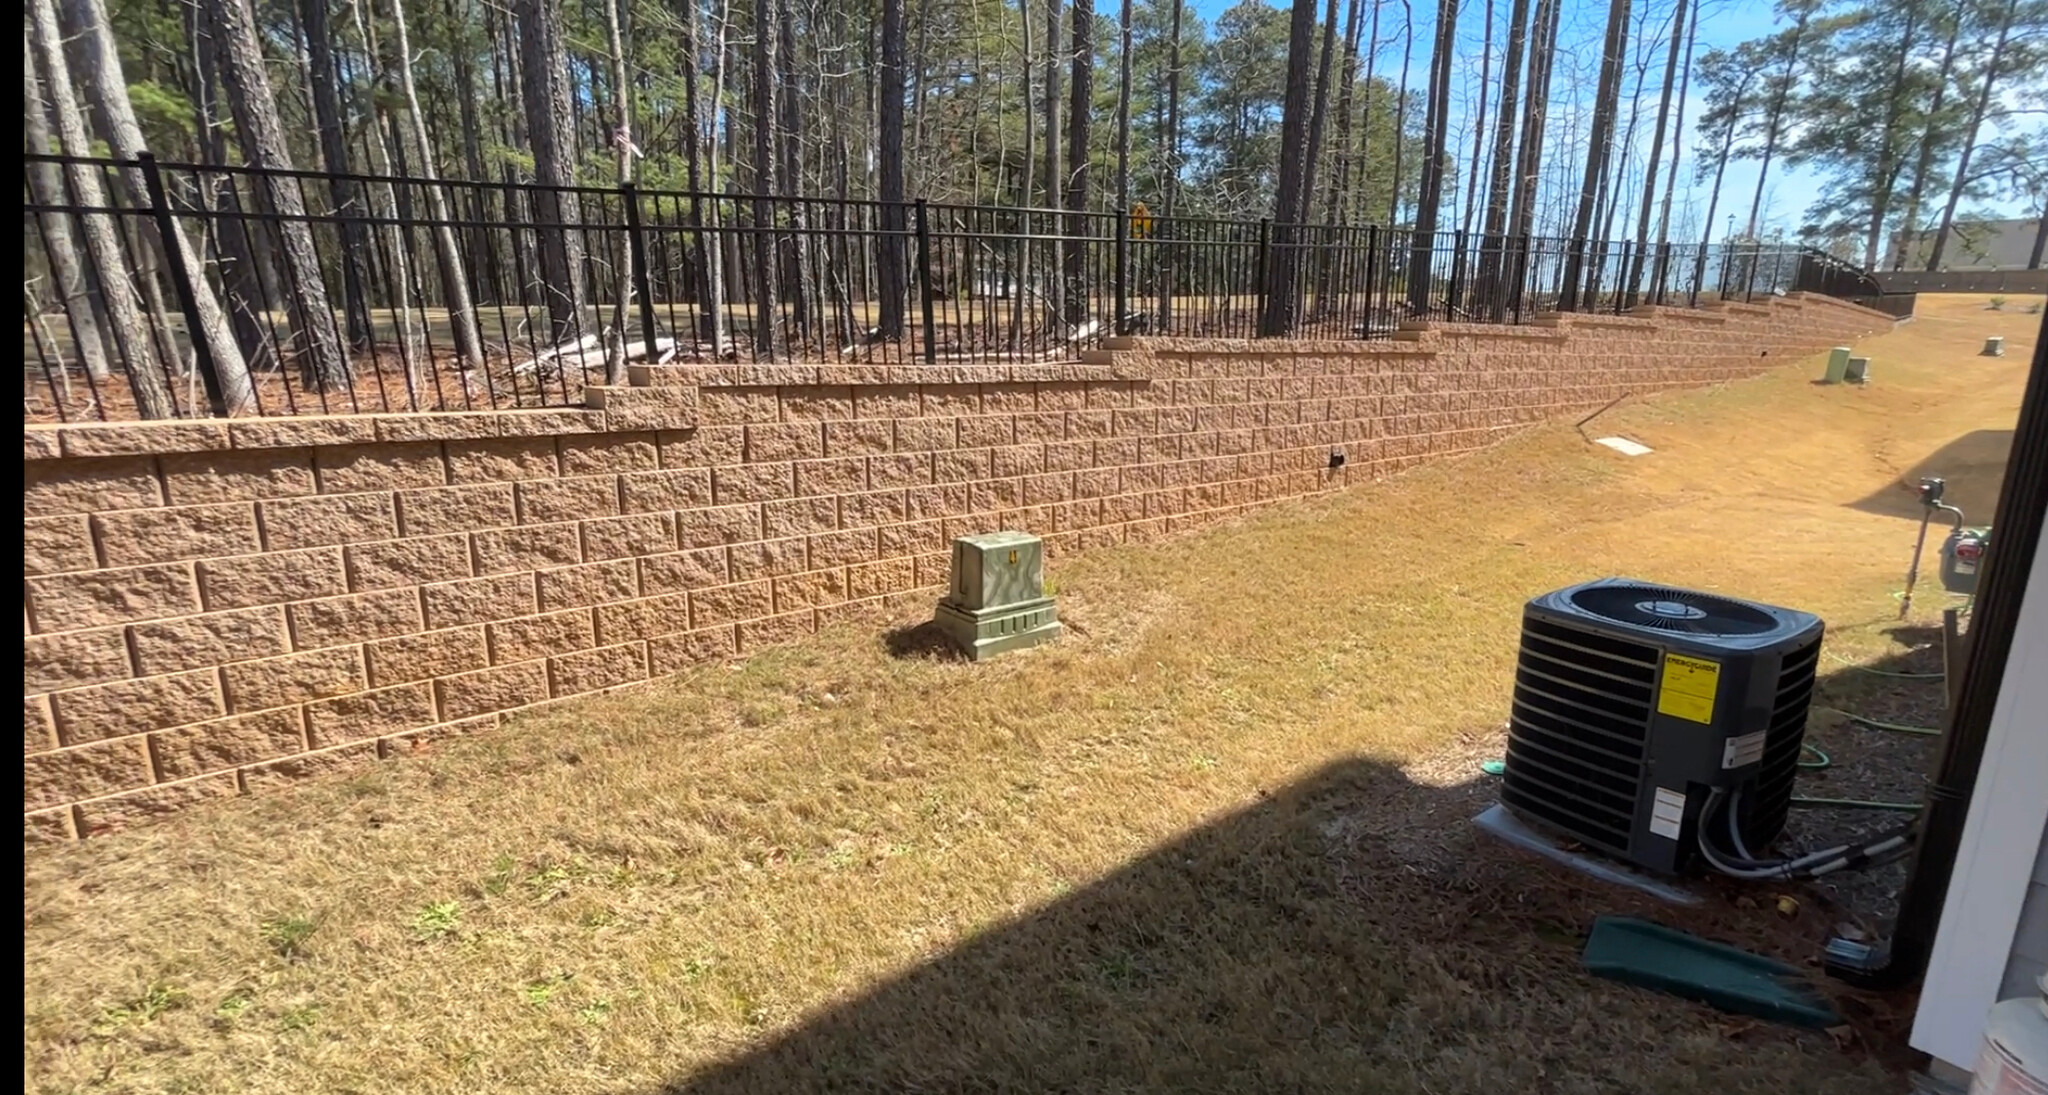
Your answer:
[20,294,1891,840]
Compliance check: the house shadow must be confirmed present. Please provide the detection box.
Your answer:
[638,749,1909,1093]
[1851,429,2014,523]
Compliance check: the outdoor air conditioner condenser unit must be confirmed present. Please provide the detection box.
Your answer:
[1500,578,1824,874]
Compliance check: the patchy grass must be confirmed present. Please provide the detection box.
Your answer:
[21,295,2037,1094]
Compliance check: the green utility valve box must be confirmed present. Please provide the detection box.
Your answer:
[933,531,1062,661]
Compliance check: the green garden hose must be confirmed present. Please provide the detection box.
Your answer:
[1824,652,1944,680]
[1788,795,1922,813]
[1813,706,1941,736]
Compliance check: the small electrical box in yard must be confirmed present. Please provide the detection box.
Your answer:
[1941,526,1991,595]
[934,531,1061,660]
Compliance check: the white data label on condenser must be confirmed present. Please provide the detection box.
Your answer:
[1722,730,1768,769]
[1650,786,1687,840]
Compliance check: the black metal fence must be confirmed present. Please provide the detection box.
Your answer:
[24,153,1842,422]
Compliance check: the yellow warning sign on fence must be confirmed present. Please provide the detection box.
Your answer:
[1131,202,1154,239]
[1656,653,1721,724]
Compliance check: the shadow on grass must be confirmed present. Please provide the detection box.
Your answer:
[641,750,1909,1093]
[880,620,966,662]
[1850,428,2014,523]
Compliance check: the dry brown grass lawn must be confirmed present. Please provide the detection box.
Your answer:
[23,294,2041,1095]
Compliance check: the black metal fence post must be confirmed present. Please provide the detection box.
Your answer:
[621,182,659,364]
[914,199,937,364]
[1447,229,1467,320]
[1362,223,1381,335]
[1115,207,1131,336]
[1254,217,1272,336]
[1513,233,1531,323]
[137,152,226,416]
[1565,236,1588,312]
[1605,244,1622,317]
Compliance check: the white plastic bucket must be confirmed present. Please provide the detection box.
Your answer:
[1969,977,2048,1095]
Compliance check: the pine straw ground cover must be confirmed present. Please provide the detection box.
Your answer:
[23,295,2040,1094]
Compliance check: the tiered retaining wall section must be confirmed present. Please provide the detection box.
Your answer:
[20,293,1891,839]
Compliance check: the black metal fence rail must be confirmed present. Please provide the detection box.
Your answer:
[23,153,1842,422]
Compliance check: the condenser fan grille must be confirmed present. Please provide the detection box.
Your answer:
[1566,584,1779,636]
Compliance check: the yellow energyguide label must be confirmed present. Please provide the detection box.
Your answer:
[1657,653,1721,724]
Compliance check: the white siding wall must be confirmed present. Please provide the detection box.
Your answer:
[2001,828,2048,1001]
[1911,529,2048,1070]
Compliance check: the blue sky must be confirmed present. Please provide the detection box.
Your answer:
[1178,0,1986,241]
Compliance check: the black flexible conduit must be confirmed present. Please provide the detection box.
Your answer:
[1827,309,2048,988]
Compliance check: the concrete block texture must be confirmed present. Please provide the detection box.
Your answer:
[17,296,1893,835]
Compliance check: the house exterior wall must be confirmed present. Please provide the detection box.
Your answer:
[1912,528,2048,1070]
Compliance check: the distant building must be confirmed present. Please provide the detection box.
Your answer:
[1889,216,2046,271]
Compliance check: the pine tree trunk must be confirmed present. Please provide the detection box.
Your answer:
[516,0,589,348]
[1064,0,1094,326]
[1302,0,1341,225]
[1016,0,1036,346]
[749,0,781,355]
[191,4,274,375]
[910,0,933,198]
[1300,0,1340,314]
[1405,0,1460,316]
[1560,0,1630,310]
[1355,0,1381,224]
[1460,0,1495,240]
[346,0,424,382]
[1861,7,1922,269]
[1692,69,1752,295]
[878,0,908,340]
[681,2,727,354]
[1893,6,1963,268]
[601,0,635,378]
[1156,0,1184,326]
[1651,0,1700,297]
[1927,0,2019,271]
[1507,0,1560,241]
[1115,0,1135,221]
[1043,0,1063,331]
[1321,0,1367,226]
[776,0,813,343]
[299,0,372,350]
[389,0,486,373]
[1646,0,1695,250]
[1387,0,1415,226]
[24,50,111,383]
[1590,4,1655,307]
[1263,0,1319,335]
[1624,0,1686,302]
[28,0,175,416]
[1477,0,1529,314]
[1745,7,1812,238]
[1315,0,1367,310]
[449,0,494,305]
[72,0,256,408]
[208,0,350,393]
